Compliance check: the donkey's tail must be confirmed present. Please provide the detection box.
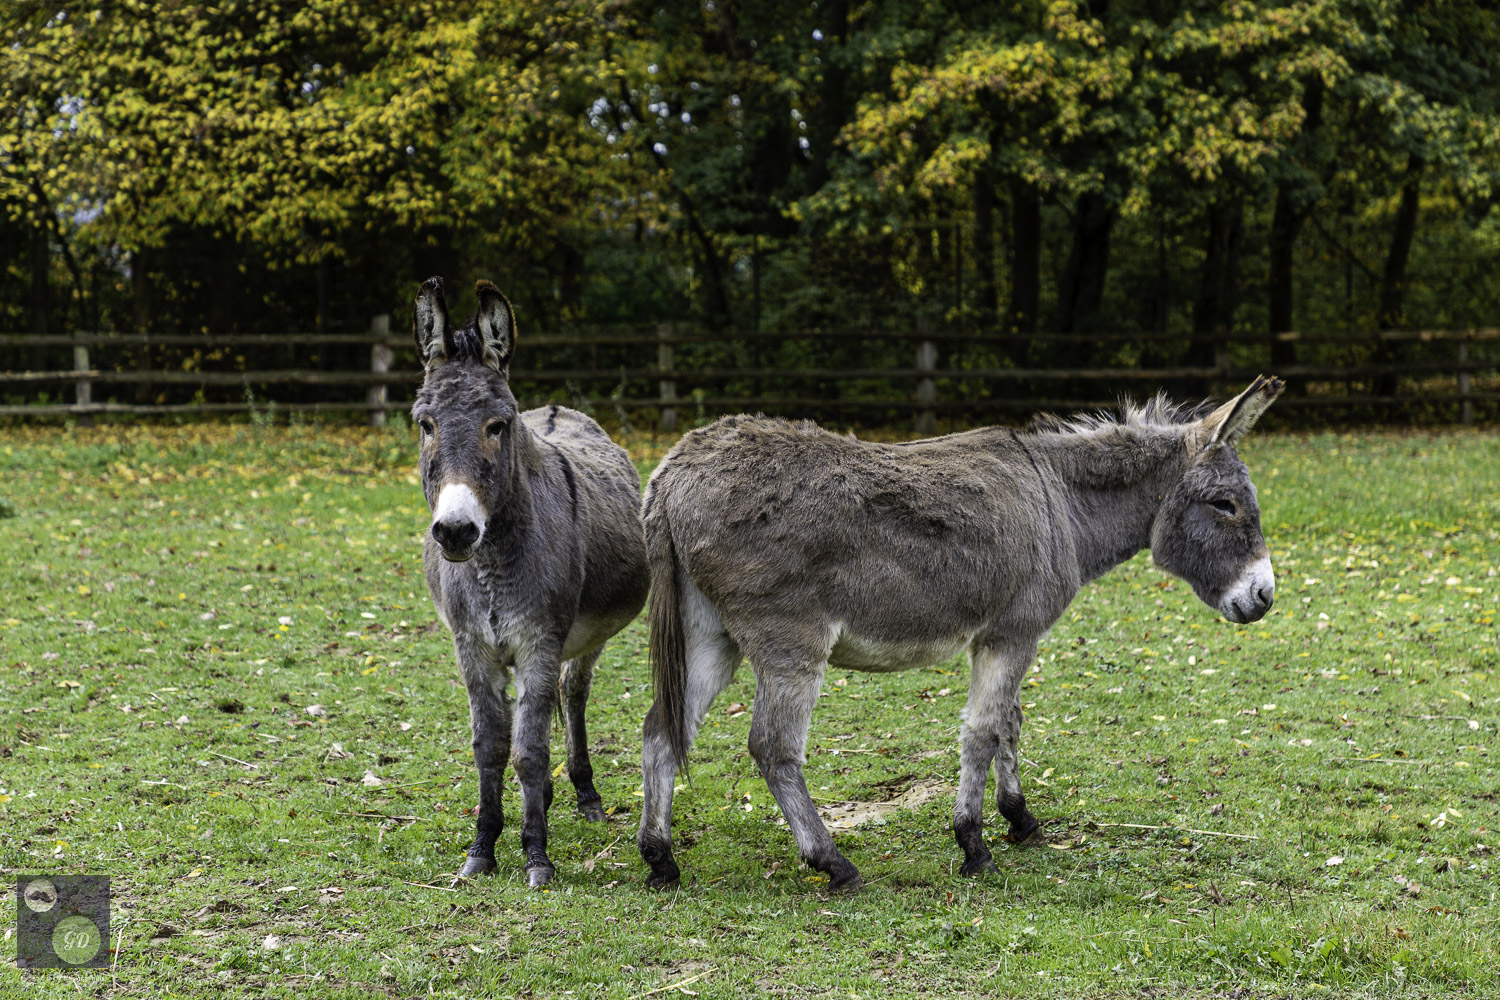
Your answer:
[645,501,690,774]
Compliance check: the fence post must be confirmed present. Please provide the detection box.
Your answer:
[914,320,936,435]
[368,314,392,428]
[1458,339,1472,426]
[73,340,93,426]
[658,322,677,433]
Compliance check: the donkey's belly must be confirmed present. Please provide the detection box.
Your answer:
[827,627,972,673]
[561,611,631,661]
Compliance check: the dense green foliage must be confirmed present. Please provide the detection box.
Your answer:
[0,423,1496,997]
[2,2,1498,394]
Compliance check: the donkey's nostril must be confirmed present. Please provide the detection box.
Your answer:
[432,519,479,553]
[1255,585,1272,608]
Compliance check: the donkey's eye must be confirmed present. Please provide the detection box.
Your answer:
[418,419,435,436]
[1209,498,1238,517]
[485,419,508,438]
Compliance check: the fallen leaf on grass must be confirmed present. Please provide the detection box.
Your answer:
[1392,874,1421,896]
[361,770,384,787]
[305,704,326,717]
[725,702,747,717]
[325,743,352,762]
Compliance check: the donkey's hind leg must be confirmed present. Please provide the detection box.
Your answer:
[748,659,862,893]
[639,579,741,888]
[955,639,1040,875]
[560,649,606,821]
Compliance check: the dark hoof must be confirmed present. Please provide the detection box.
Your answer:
[645,860,681,890]
[829,867,864,895]
[526,860,556,889]
[578,800,606,823]
[960,854,997,876]
[457,855,497,878]
[1003,817,1041,844]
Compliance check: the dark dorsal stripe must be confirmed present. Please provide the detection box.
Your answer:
[558,448,579,519]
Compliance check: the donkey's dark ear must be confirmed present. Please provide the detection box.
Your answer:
[1202,374,1285,450]
[474,280,516,372]
[413,276,455,369]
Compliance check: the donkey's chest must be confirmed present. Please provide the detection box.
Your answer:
[435,566,611,663]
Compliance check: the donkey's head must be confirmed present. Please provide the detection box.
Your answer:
[410,276,519,563]
[1150,375,1284,624]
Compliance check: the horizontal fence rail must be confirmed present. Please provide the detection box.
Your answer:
[1,320,1495,428]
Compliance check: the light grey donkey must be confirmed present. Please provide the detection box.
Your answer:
[638,376,1284,892]
[412,277,648,887]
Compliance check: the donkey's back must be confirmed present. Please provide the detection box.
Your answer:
[645,414,1071,655]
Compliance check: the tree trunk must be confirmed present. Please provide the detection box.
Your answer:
[1189,194,1244,395]
[689,215,732,329]
[209,239,240,338]
[133,247,153,402]
[30,227,49,370]
[1267,186,1302,369]
[805,0,851,196]
[1268,77,1325,374]
[1053,192,1114,335]
[1373,155,1422,396]
[972,131,999,330]
[1006,178,1040,343]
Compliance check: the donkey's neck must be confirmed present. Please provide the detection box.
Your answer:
[485,422,545,537]
[1028,425,1191,584]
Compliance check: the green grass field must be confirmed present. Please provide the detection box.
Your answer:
[0,420,1495,999]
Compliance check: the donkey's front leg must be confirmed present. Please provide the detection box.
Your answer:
[955,639,1039,875]
[458,640,512,878]
[512,649,563,888]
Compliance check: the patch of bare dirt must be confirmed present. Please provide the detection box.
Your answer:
[816,777,952,830]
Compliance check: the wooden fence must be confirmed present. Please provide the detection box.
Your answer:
[1,320,1496,429]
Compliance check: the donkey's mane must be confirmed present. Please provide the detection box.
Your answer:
[440,321,507,372]
[1024,392,1212,437]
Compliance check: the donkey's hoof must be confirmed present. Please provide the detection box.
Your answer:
[828,867,864,895]
[526,861,556,889]
[1003,817,1041,844]
[578,800,607,823]
[645,861,681,890]
[457,855,497,878]
[960,854,997,877]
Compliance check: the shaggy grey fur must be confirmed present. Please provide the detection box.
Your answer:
[637,376,1283,892]
[412,277,648,887]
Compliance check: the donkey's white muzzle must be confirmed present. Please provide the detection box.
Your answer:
[1220,555,1274,623]
[431,483,486,561]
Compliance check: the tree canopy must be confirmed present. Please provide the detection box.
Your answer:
[3,0,1498,342]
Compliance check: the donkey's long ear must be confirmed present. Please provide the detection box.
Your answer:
[474,280,516,372]
[1201,374,1285,450]
[413,276,455,370]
